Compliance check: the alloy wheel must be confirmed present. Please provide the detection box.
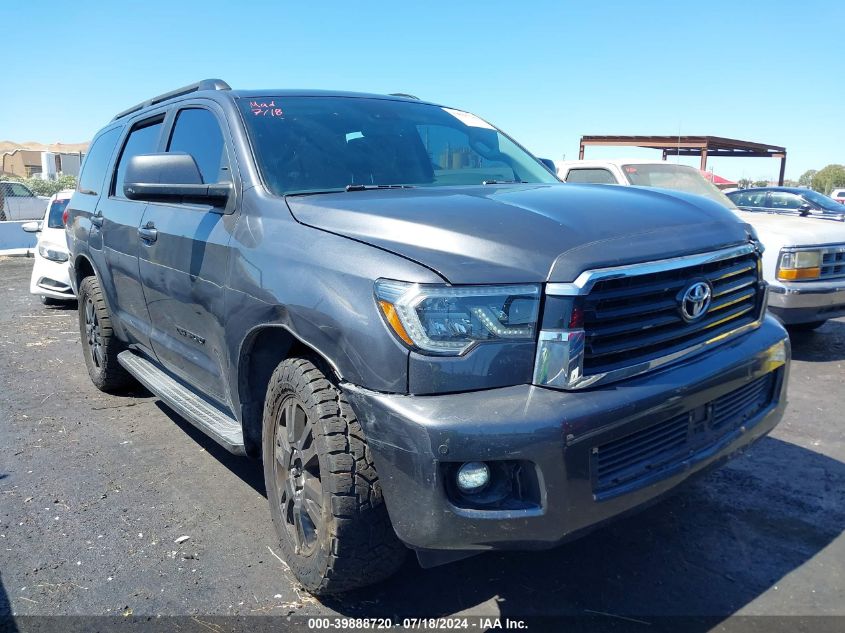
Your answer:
[84,297,104,369]
[273,397,323,556]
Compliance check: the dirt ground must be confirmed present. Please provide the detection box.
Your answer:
[1,256,843,628]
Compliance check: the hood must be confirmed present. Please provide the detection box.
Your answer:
[734,210,845,247]
[286,184,752,284]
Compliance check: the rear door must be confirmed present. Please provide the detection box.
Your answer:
[137,104,238,403]
[93,115,166,352]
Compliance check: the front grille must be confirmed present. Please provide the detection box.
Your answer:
[582,252,763,375]
[594,372,777,496]
[821,246,845,279]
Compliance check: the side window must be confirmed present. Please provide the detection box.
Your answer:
[167,108,229,184]
[733,191,766,207]
[113,118,164,199]
[78,127,122,195]
[731,192,751,206]
[4,183,34,197]
[564,168,617,184]
[768,192,803,210]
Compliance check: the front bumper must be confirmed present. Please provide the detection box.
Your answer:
[345,316,789,553]
[768,281,845,324]
[29,254,75,300]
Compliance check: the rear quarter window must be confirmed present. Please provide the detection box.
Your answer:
[47,198,70,228]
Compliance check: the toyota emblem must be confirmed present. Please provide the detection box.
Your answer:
[679,280,712,322]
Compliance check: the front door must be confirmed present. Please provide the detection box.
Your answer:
[137,106,237,404]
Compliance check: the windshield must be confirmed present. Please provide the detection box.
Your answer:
[47,198,69,228]
[622,163,737,209]
[237,96,557,196]
[801,189,845,213]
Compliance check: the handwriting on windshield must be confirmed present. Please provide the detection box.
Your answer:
[250,100,284,117]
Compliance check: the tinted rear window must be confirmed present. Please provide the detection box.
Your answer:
[78,127,121,196]
[565,168,617,184]
[113,119,164,198]
[47,198,69,228]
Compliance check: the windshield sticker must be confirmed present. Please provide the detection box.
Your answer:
[250,100,284,117]
[442,107,494,130]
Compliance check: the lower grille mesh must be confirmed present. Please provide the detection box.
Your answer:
[594,372,776,494]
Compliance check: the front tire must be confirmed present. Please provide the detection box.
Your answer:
[78,276,134,392]
[262,357,406,594]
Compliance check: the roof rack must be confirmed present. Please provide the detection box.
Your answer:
[112,78,231,121]
[388,93,420,100]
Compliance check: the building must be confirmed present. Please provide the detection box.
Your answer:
[0,141,88,179]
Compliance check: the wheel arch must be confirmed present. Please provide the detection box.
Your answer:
[236,324,342,459]
[73,253,97,288]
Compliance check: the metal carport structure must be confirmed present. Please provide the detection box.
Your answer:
[578,135,787,185]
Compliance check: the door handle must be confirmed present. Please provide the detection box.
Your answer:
[138,222,158,243]
[91,215,103,228]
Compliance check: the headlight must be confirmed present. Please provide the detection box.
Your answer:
[38,243,69,263]
[374,280,540,355]
[777,249,821,281]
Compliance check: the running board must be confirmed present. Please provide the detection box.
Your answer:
[117,351,246,455]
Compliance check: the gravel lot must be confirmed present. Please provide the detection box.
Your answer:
[1,256,844,627]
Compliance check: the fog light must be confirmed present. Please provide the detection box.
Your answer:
[456,462,490,494]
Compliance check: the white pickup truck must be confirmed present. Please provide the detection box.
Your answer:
[0,181,51,221]
[557,159,845,330]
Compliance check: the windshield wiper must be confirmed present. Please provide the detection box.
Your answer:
[482,179,523,185]
[345,184,416,192]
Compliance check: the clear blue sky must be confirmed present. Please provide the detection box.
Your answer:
[2,0,842,182]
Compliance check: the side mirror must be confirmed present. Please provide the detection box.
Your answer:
[124,153,231,207]
[538,158,557,174]
[798,202,813,216]
[21,220,42,233]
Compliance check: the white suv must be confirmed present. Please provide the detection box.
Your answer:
[557,159,845,330]
[830,188,845,205]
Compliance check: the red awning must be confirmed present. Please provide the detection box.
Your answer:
[700,170,737,186]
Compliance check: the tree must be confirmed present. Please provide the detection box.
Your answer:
[798,169,817,187]
[738,178,753,189]
[811,164,845,195]
[1,174,76,197]
[753,180,769,188]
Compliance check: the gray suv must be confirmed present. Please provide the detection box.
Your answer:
[66,79,790,594]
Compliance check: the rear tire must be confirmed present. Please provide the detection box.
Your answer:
[262,357,406,594]
[78,276,134,392]
[786,320,826,332]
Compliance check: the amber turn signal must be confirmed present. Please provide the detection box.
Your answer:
[777,267,820,281]
[378,300,414,346]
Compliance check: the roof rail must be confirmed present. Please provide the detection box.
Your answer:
[389,93,420,100]
[112,78,231,121]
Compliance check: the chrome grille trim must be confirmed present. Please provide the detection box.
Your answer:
[547,243,758,296]
[820,245,845,279]
[534,242,766,391]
